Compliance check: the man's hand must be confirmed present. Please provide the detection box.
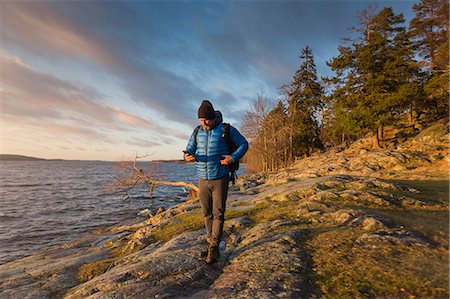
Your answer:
[184,152,195,162]
[220,155,233,165]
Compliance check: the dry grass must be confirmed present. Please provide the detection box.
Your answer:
[152,210,204,242]
[152,207,261,242]
[249,201,303,223]
[76,236,148,283]
[76,258,117,283]
[307,227,449,298]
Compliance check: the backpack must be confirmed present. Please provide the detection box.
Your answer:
[193,122,240,184]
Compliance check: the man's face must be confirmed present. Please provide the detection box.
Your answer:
[199,118,215,130]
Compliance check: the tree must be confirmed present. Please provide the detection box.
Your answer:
[261,101,290,171]
[286,46,324,157]
[328,6,420,149]
[409,0,449,71]
[241,94,272,172]
[409,0,449,117]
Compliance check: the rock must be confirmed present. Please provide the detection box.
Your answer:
[65,230,222,299]
[238,220,303,249]
[137,208,152,217]
[203,230,311,298]
[360,217,387,231]
[308,190,339,201]
[339,190,393,206]
[327,210,355,225]
[224,216,253,231]
[354,230,435,248]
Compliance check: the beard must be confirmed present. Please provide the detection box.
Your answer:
[201,118,217,130]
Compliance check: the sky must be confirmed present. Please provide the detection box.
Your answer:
[0,0,417,161]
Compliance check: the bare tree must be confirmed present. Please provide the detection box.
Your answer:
[104,153,199,209]
[241,94,273,172]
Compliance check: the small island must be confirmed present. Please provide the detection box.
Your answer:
[0,154,47,161]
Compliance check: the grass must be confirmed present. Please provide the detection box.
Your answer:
[363,208,448,244]
[246,179,450,297]
[152,207,261,242]
[152,210,204,242]
[76,236,148,283]
[76,258,117,283]
[307,227,449,298]
[250,201,301,222]
[389,180,449,205]
[225,207,255,219]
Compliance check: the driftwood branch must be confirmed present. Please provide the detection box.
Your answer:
[104,152,199,204]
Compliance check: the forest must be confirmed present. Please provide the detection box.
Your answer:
[241,0,449,172]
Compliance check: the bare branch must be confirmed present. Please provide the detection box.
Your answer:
[105,153,200,210]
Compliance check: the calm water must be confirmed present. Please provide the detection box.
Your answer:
[0,160,201,264]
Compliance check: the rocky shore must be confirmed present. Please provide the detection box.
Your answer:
[1,120,448,298]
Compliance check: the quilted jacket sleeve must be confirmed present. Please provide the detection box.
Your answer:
[185,130,197,157]
[229,126,249,162]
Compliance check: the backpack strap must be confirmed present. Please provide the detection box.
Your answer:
[223,123,233,153]
[223,123,239,185]
[193,125,201,144]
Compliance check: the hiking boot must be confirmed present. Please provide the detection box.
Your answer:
[205,246,220,264]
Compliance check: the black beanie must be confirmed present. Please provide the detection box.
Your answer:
[198,100,215,120]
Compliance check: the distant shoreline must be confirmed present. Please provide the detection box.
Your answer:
[0,154,48,161]
[0,154,187,163]
[0,154,246,164]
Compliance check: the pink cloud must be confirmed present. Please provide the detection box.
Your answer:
[1,52,188,153]
[2,3,116,68]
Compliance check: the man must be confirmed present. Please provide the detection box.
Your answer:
[184,100,248,264]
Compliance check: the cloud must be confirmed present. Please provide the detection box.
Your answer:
[2,3,116,68]
[126,137,161,148]
[1,2,205,125]
[0,0,416,160]
[0,52,188,146]
[115,110,158,130]
[1,52,117,126]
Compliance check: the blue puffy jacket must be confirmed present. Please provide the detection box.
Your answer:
[185,123,248,180]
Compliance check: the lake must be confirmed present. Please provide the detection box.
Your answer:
[0,160,204,264]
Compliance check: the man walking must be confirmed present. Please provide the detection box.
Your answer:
[184,100,248,264]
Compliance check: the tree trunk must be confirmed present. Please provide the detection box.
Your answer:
[263,129,268,172]
[408,103,414,124]
[289,125,294,164]
[435,100,440,117]
[377,126,384,141]
[372,129,381,149]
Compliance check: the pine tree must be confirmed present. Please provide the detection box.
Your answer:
[286,46,324,157]
[409,0,449,117]
[410,0,449,71]
[328,7,419,149]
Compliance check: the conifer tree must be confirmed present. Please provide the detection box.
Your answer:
[286,46,324,157]
[409,0,449,117]
[328,7,419,148]
[410,0,449,71]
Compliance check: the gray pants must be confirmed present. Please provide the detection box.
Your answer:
[198,176,229,247]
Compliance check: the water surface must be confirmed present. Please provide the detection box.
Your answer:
[0,160,198,264]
